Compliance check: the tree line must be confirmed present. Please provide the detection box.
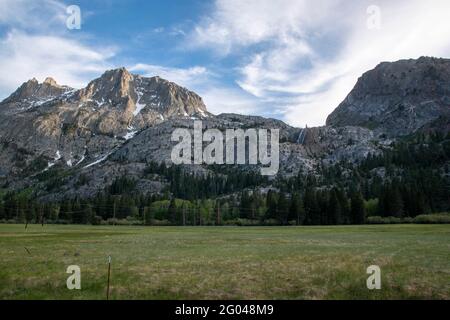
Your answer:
[0,131,449,226]
[0,185,366,226]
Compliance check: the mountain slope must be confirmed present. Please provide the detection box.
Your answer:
[0,68,210,177]
[326,57,450,136]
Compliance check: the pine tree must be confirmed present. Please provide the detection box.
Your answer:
[143,207,153,225]
[60,200,72,221]
[277,193,289,225]
[239,191,252,219]
[289,192,305,225]
[168,198,177,224]
[0,202,5,220]
[336,188,350,224]
[266,190,278,220]
[304,188,319,225]
[350,191,366,224]
[25,205,35,227]
[83,204,93,225]
[390,184,404,218]
[328,189,341,225]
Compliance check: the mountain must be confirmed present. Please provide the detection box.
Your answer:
[74,67,209,125]
[2,77,73,107]
[0,68,209,178]
[0,57,448,202]
[326,57,450,136]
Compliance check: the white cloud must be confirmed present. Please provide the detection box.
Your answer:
[3,0,450,127]
[0,0,117,99]
[0,0,67,30]
[187,0,340,53]
[128,63,210,88]
[152,27,165,33]
[199,87,262,116]
[0,30,115,98]
[280,74,357,128]
[188,0,450,127]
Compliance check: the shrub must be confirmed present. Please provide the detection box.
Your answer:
[364,199,379,217]
[149,219,172,226]
[223,218,260,226]
[413,213,450,224]
[106,218,139,226]
[367,216,403,224]
[54,219,70,224]
[264,219,281,226]
[90,215,103,225]
[106,218,119,225]
[402,217,413,224]
[367,214,450,224]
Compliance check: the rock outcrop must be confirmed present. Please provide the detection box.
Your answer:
[326,57,450,136]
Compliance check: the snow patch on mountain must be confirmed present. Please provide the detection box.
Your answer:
[133,88,146,116]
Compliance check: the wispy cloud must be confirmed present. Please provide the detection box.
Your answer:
[0,0,117,99]
[0,30,115,96]
[0,0,67,30]
[199,87,263,116]
[2,0,450,127]
[128,63,210,88]
[186,0,339,53]
[187,0,450,127]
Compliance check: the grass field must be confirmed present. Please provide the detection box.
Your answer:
[0,224,449,300]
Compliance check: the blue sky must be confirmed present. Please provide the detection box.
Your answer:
[1,0,450,126]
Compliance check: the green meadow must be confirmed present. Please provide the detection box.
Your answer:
[0,224,449,300]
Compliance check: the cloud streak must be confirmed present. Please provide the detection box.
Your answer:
[0,0,117,99]
[0,0,67,30]
[2,0,450,128]
[128,63,210,88]
[0,30,116,98]
[188,0,450,127]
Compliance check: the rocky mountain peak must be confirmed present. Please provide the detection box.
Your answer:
[2,77,72,104]
[326,56,450,136]
[77,67,135,104]
[43,77,59,87]
[98,67,133,95]
[133,74,209,118]
[74,67,209,121]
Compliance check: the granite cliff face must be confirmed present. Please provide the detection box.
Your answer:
[326,57,450,136]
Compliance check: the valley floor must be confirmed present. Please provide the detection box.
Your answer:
[0,224,449,299]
